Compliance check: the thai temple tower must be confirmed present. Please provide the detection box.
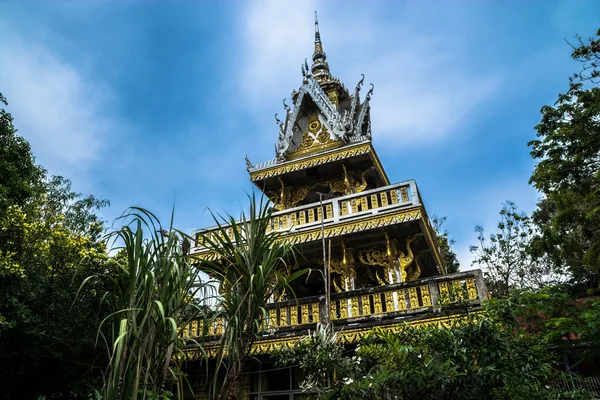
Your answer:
[186,14,488,399]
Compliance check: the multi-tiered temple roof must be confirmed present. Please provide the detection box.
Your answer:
[187,14,488,364]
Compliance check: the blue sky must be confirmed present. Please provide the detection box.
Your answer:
[1,0,599,268]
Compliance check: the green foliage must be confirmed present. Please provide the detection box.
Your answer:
[0,92,44,214]
[0,188,112,399]
[198,194,308,400]
[276,324,360,396]
[278,308,587,400]
[431,215,460,274]
[0,90,113,399]
[528,28,600,284]
[86,208,209,400]
[502,287,600,367]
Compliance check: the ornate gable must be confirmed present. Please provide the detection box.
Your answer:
[270,18,375,164]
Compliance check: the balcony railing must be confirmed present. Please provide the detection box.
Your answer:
[194,180,422,249]
[554,377,600,397]
[180,270,489,340]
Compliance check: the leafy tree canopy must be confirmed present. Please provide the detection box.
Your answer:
[0,92,44,214]
[471,202,568,298]
[0,91,112,399]
[277,304,587,400]
[528,29,600,285]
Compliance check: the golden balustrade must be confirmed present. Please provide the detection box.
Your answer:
[180,271,486,341]
[266,203,333,232]
[181,301,321,339]
[193,181,420,249]
[339,184,411,217]
[330,284,432,320]
[437,277,479,303]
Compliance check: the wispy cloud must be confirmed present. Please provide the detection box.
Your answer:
[0,35,116,190]
[237,0,503,146]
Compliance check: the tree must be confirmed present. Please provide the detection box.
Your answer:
[276,324,360,397]
[0,90,112,399]
[85,208,209,400]
[528,28,600,290]
[470,201,566,298]
[0,92,44,214]
[431,215,460,274]
[508,286,600,371]
[276,305,585,400]
[0,190,112,399]
[198,195,308,400]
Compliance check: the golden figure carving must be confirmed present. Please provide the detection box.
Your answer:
[358,247,389,286]
[339,302,348,319]
[398,237,416,282]
[325,203,333,219]
[329,240,356,293]
[290,184,311,207]
[358,248,388,267]
[396,290,407,311]
[327,88,339,106]
[354,169,369,193]
[269,309,277,328]
[405,255,422,282]
[271,177,290,210]
[280,308,288,327]
[327,165,370,196]
[271,178,313,210]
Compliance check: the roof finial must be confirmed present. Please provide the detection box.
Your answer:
[311,11,331,84]
[314,11,321,44]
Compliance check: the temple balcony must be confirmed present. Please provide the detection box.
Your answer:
[182,270,489,357]
[192,180,442,275]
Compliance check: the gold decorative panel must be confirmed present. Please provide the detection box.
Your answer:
[287,114,343,159]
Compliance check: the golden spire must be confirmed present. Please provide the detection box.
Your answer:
[311,11,332,85]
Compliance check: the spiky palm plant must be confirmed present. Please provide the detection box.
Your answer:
[199,194,308,400]
[81,208,209,400]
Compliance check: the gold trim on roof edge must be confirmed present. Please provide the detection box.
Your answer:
[250,142,390,185]
[185,312,479,359]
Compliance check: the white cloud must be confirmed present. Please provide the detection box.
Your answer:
[238,0,503,146]
[0,36,115,189]
[240,0,317,103]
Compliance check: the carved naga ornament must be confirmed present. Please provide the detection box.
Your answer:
[330,241,356,293]
[357,236,420,285]
[270,178,312,211]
